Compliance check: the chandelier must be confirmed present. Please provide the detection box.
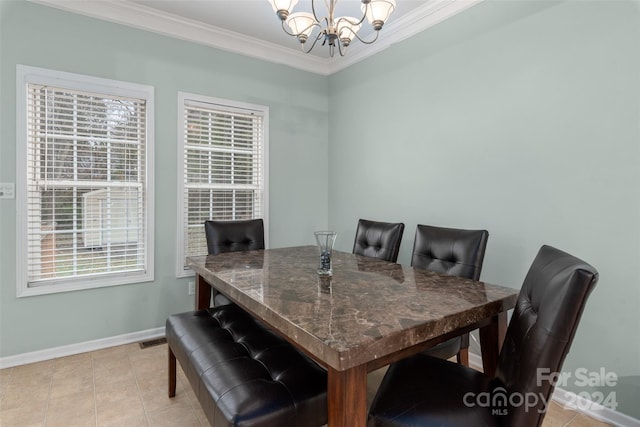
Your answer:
[266,0,396,57]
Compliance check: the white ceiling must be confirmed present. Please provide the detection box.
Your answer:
[31,0,483,75]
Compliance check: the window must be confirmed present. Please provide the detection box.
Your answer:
[176,93,268,277]
[16,65,154,296]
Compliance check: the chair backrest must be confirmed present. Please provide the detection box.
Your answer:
[352,219,405,263]
[411,224,489,280]
[496,245,599,427]
[204,219,265,255]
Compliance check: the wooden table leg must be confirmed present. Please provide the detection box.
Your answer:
[479,311,508,377]
[168,346,177,397]
[195,273,212,310]
[327,365,367,427]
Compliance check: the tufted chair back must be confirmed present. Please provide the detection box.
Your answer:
[352,219,405,263]
[495,245,599,427]
[204,219,265,255]
[204,219,265,306]
[411,224,488,280]
[411,224,489,365]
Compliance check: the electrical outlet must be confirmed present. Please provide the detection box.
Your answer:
[0,183,15,199]
[188,281,195,295]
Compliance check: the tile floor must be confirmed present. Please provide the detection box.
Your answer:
[0,342,614,427]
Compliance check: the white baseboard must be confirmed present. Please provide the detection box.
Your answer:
[0,327,165,369]
[468,352,640,427]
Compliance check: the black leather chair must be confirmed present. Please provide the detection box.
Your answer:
[204,218,265,305]
[204,218,265,255]
[412,224,489,365]
[352,219,405,263]
[368,245,599,427]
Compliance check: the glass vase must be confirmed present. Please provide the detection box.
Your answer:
[314,231,337,276]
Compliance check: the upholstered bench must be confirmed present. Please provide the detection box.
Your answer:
[166,304,328,427]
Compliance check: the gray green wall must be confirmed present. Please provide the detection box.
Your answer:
[0,1,328,356]
[328,0,639,419]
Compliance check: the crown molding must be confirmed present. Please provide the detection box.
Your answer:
[29,0,482,76]
[326,0,484,74]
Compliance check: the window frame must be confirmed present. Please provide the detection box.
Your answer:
[16,65,155,297]
[176,92,269,278]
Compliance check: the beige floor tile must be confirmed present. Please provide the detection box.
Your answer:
[94,365,136,387]
[191,402,209,427]
[95,371,137,390]
[125,342,144,354]
[0,405,46,426]
[6,370,52,390]
[96,395,145,425]
[51,360,93,381]
[46,390,95,416]
[11,361,54,378]
[0,368,13,381]
[132,360,165,374]
[95,377,140,407]
[135,373,166,394]
[129,345,166,360]
[0,370,12,400]
[176,380,198,404]
[176,368,188,386]
[99,414,149,427]
[134,363,165,379]
[165,383,200,418]
[366,367,387,408]
[129,347,162,360]
[569,414,614,426]
[146,402,202,427]
[44,411,95,427]
[92,346,130,360]
[53,352,92,370]
[128,340,165,354]
[0,384,49,411]
[92,356,131,374]
[92,345,129,360]
[541,401,579,426]
[54,363,93,379]
[141,369,166,384]
[49,372,93,400]
[140,382,189,413]
[45,412,96,427]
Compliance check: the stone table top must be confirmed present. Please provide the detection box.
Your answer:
[187,246,518,371]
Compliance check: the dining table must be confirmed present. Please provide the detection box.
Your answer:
[187,245,519,427]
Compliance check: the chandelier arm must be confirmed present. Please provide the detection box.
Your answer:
[302,21,323,37]
[300,31,325,54]
[311,0,325,26]
[336,38,346,57]
[280,20,299,37]
[351,29,380,45]
[336,14,366,27]
[281,19,322,39]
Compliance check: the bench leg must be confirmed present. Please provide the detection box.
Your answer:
[168,346,176,398]
[456,348,469,366]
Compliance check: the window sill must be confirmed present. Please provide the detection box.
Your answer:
[16,271,154,298]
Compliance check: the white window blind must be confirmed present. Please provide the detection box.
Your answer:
[17,66,154,295]
[177,94,268,275]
